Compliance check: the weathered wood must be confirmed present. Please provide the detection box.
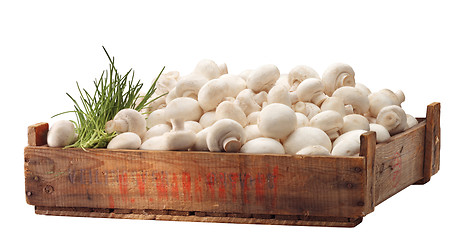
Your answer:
[35,206,362,227]
[25,147,366,218]
[27,122,48,146]
[374,121,426,205]
[360,131,376,215]
[417,102,441,184]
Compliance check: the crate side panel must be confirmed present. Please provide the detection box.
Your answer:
[25,147,366,217]
[374,121,426,205]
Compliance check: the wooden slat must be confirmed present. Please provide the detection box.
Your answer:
[27,122,48,146]
[360,131,376,215]
[25,147,367,218]
[418,102,441,184]
[35,206,362,227]
[374,121,426,205]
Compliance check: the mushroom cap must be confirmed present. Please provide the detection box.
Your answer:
[332,86,370,115]
[155,71,179,95]
[165,97,203,122]
[369,123,391,143]
[322,63,356,96]
[193,59,221,80]
[295,78,328,106]
[240,137,285,154]
[247,64,280,93]
[235,89,261,116]
[219,74,247,98]
[283,127,332,155]
[376,105,407,135]
[165,130,196,151]
[275,74,290,90]
[192,127,210,151]
[207,119,245,152]
[107,132,141,150]
[184,121,203,133]
[165,88,178,105]
[293,102,320,120]
[320,97,346,117]
[355,82,371,96]
[218,63,228,76]
[331,138,361,156]
[288,65,320,91]
[341,114,370,134]
[106,108,147,137]
[215,101,247,127]
[140,135,168,150]
[368,89,403,117]
[244,124,263,142]
[174,74,208,99]
[296,145,331,156]
[146,108,167,128]
[333,129,366,148]
[199,111,216,128]
[406,114,418,130]
[47,120,77,147]
[247,111,260,125]
[258,103,297,139]
[143,123,171,142]
[295,112,309,128]
[197,78,230,112]
[267,84,292,107]
[310,110,344,139]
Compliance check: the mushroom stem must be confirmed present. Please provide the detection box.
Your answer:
[105,119,128,133]
[223,136,241,152]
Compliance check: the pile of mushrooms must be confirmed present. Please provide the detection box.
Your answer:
[47,60,419,156]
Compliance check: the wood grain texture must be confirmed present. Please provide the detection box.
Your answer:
[374,121,426,205]
[419,102,441,183]
[35,206,362,227]
[25,147,367,218]
[27,122,48,146]
[360,131,376,215]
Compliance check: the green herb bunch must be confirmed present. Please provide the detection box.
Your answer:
[53,46,164,149]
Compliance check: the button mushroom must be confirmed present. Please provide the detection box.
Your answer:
[174,74,208,99]
[146,108,167,128]
[309,110,344,140]
[331,86,370,115]
[215,101,247,127]
[192,127,210,151]
[199,111,216,128]
[376,105,407,135]
[322,63,356,96]
[258,103,297,140]
[246,64,280,93]
[244,124,263,142]
[369,123,391,143]
[288,65,320,92]
[240,137,285,154]
[283,127,332,155]
[197,78,230,112]
[368,89,405,117]
[105,108,147,138]
[296,145,331,156]
[320,96,347,117]
[164,97,203,122]
[267,85,292,107]
[331,129,367,156]
[293,102,321,120]
[165,118,196,150]
[47,120,77,147]
[405,114,418,130]
[295,78,328,106]
[235,89,262,116]
[340,114,370,134]
[192,59,221,80]
[206,119,245,152]
[143,123,171,142]
[107,132,141,149]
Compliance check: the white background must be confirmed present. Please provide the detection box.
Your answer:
[1,0,451,239]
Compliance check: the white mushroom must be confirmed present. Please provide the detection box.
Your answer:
[244,124,263,142]
[218,63,228,76]
[199,111,217,128]
[192,59,221,80]
[165,88,178,104]
[192,127,210,151]
[368,89,405,117]
[309,110,344,140]
[295,112,309,128]
[247,111,260,125]
[165,97,203,122]
[143,123,171,142]
[107,132,141,150]
[155,71,179,95]
[105,108,147,138]
[295,78,328,106]
[258,103,297,140]
[331,138,361,156]
[283,127,332,155]
[296,145,330,156]
[405,114,418,130]
[293,102,321,119]
[322,63,356,96]
[320,97,346,117]
[165,118,196,151]
[376,105,407,135]
[369,123,391,143]
[333,129,367,148]
[240,137,285,154]
[174,74,208,99]
[47,120,77,147]
[206,119,245,152]
[267,85,291,106]
[140,135,168,150]
[146,109,167,128]
[332,86,370,115]
[197,78,230,112]
[184,121,203,133]
[234,89,261,115]
[340,114,370,134]
[247,64,280,93]
[288,65,320,92]
[219,74,247,98]
[254,91,268,107]
[275,74,290,90]
[355,82,371,96]
[215,101,247,127]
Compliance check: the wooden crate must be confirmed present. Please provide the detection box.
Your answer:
[24,102,441,227]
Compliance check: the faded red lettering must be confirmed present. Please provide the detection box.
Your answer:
[255,173,265,205]
[156,171,168,200]
[206,173,216,200]
[136,172,145,197]
[240,173,250,204]
[118,171,128,202]
[218,172,226,201]
[229,173,238,203]
[171,173,179,200]
[195,174,202,202]
[182,172,192,201]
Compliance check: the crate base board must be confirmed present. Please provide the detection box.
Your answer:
[34,206,362,227]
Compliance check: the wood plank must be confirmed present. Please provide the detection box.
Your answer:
[374,121,426,205]
[25,147,367,218]
[418,102,441,184]
[27,122,48,146]
[35,206,362,227]
[360,131,376,215]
